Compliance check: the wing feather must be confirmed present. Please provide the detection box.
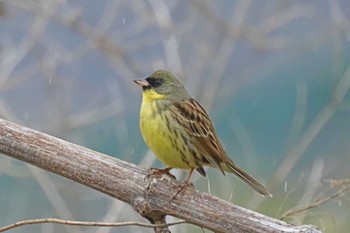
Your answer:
[169,98,272,196]
[170,98,227,174]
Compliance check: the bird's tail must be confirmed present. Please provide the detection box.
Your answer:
[224,162,272,197]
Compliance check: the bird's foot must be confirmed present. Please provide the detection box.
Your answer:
[144,167,176,181]
[169,181,194,201]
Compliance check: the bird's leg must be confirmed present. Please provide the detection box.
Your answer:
[145,167,176,180]
[170,169,195,201]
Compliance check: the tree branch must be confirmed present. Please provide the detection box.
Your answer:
[0,118,321,233]
[0,218,186,233]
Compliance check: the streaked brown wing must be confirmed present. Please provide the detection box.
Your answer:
[169,98,272,196]
[169,98,227,174]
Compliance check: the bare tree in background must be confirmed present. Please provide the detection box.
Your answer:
[0,0,349,232]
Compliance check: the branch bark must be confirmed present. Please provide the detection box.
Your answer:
[0,118,321,233]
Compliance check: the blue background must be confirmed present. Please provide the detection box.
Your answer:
[0,1,349,232]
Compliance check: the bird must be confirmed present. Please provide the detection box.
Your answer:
[134,70,272,198]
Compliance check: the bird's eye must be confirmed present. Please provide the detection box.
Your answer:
[153,79,163,87]
[147,78,164,88]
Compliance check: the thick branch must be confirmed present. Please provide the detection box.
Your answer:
[0,119,321,233]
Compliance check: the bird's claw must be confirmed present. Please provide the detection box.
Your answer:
[144,167,176,181]
[169,182,194,202]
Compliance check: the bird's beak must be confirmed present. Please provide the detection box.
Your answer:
[133,79,150,87]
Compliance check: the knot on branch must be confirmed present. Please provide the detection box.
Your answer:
[133,194,169,233]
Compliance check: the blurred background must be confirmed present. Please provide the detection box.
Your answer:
[0,0,349,232]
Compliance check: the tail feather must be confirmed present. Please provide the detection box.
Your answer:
[225,163,272,197]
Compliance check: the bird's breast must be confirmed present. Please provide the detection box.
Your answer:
[139,101,195,169]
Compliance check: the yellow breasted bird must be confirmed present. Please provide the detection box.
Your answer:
[134,70,272,197]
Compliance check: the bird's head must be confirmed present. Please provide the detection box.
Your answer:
[134,70,189,102]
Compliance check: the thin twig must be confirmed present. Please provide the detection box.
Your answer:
[0,218,186,233]
[280,183,350,220]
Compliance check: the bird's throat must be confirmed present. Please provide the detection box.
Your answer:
[142,89,167,103]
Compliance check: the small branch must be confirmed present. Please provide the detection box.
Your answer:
[281,181,350,220]
[0,119,321,233]
[0,218,186,233]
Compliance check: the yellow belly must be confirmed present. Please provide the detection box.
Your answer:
[139,101,194,169]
